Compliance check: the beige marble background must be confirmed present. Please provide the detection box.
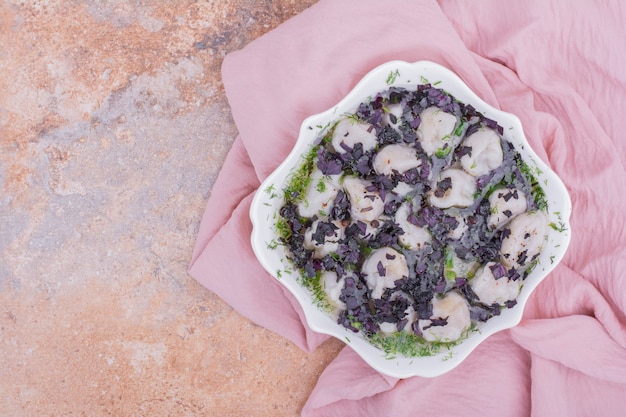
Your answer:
[0,1,345,415]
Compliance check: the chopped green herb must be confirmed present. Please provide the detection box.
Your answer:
[516,157,548,211]
[316,179,327,193]
[549,221,568,232]
[441,350,454,361]
[454,121,465,136]
[283,145,319,203]
[386,69,400,85]
[275,217,292,242]
[369,324,476,358]
[435,146,452,158]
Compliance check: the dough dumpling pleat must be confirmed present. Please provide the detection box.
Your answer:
[362,247,409,299]
[297,169,341,218]
[373,144,422,176]
[488,187,527,230]
[459,127,504,177]
[343,176,385,222]
[416,106,459,157]
[331,118,377,153]
[428,168,477,209]
[417,291,471,342]
[470,262,521,306]
[395,202,431,250]
[500,211,548,270]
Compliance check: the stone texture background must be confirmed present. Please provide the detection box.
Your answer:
[0,1,345,415]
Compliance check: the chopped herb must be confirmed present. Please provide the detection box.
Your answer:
[454,121,465,136]
[516,156,548,211]
[435,145,453,158]
[316,179,327,193]
[549,221,568,232]
[386,69,400,85]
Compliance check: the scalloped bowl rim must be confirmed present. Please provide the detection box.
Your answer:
[250,60,572,378]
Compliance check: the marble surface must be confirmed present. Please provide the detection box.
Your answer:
[0,1,345,415]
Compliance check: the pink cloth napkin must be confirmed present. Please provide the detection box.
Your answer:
[189,0,626,415]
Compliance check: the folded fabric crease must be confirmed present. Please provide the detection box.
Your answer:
[189,0,626,415]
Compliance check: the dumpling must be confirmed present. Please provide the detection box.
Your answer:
[488,187,527,230]
[416,106,458,157]
[303,218,345,258]
[428,168,477,209]
[373,144,422,176]
[500,211,548,270]
[362,247,409,299]
[378,292,417,335]
[470,262,521,306]
[392,182,416,198]
[459,127,504,177]
[446,209,469,240]
[417,291,471,342]
[382,103,404,131]
[320,270,347,314]
[395,202,431,250]
[331,118,378,153]
[343,176,385,222]
[297,169,341,218]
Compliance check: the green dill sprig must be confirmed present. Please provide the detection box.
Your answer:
[386,69,400,85]
[296,270,333,312]
[283,145,319,203]
[516,157,548,211]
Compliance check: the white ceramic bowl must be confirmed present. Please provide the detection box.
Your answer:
[250,60,571,378]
